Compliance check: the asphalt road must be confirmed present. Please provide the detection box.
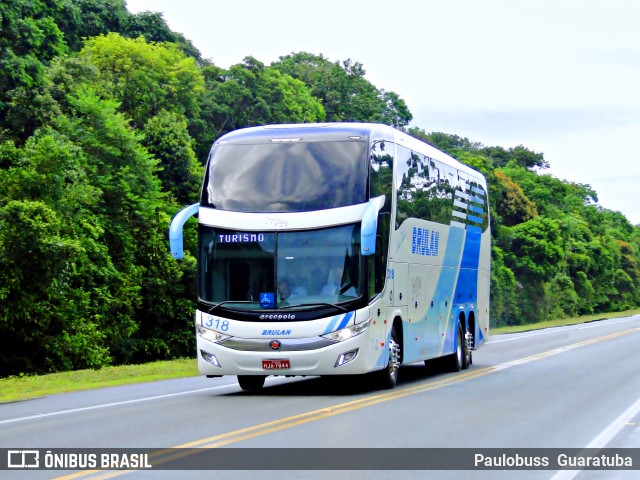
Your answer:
[2,315,639,480]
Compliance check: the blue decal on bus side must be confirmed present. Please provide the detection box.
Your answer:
[438,226,467,355]
[323,311,354,335]
[336,311,354,330]
[403,226,466,362]
[411,227,440,256]
[452,227,482,342]
[375,329,393,369]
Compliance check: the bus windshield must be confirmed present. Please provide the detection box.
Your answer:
[198,224,363,313]
[202,141,368,212]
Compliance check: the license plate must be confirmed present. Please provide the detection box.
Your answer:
[262,359,290,370]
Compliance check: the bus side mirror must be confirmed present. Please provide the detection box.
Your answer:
[169,203,199,259]
[361,195,385,256]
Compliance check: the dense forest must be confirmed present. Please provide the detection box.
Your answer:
[1,0,639,377]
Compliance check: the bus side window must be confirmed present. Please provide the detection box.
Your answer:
[369,140,392,298]
[369,211,390,298]
[394,145,413,229]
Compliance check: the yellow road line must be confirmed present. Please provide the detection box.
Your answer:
[55,326,640,479]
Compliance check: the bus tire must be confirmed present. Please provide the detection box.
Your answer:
[463,328,471,370]
[447,324,465,372]
[237,375,266,391]
[375,325,401,389]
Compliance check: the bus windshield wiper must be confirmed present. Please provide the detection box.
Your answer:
[207,300,256,314]
[279,302,348,313]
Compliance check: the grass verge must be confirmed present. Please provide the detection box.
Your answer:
[491,308,640,335]
[2,309,639,404]
[0,358,198,404]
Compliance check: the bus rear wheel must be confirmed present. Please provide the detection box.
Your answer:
[237,375,266,391]
[447,324,468,372]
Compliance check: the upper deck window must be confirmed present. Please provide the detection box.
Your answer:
[202,141,368,212]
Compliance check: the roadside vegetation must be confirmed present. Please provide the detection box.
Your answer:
[0,358,198,404]
[1,1,639,380]
[490,308,640,334]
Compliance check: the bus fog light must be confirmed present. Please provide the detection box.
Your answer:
[200,350,221,367]
[335,349,359,367]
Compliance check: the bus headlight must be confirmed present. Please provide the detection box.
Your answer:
[197,325,231,343]
[322,318,371,342]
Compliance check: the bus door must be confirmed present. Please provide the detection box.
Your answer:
[387,262,408,361]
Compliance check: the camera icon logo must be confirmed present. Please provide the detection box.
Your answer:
[7,450,40,469]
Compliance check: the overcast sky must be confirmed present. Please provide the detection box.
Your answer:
[126,0,640,224]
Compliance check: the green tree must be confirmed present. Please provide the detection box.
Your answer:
[407,129,482,153]
[500,217,564,321]
[142,111,202,205]
[490,246,521,326]
[272,52,412,126]
[193,57,325,160]
[0,87,174,375]
[408,130,549,170]
[0,130,117,375]
[57,0,128,52]
[0,199,111,375]
[122,10,203,63]
[78,33,204,128]
[543,273,580,319]
[485,145,549,170]
[0,0,69,139]
[494,171,538,226]
[499,162,597,217]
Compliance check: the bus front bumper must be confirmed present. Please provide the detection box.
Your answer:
[196,332,385,377]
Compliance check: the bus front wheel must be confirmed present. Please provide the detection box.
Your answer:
[375,325,401,389]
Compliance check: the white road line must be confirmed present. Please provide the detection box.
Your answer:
[585,397,640,448]
[0,376,296,425]
[550,397,640,480]
[488,328,567,343]
[576,317,637,330]
[0,386,227,425]
[488,316,638,344]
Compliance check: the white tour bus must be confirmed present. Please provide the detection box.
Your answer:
[170,123,490,390]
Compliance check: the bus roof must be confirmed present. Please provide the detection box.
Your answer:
[213,123,485,182]
[214,122,393,145]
